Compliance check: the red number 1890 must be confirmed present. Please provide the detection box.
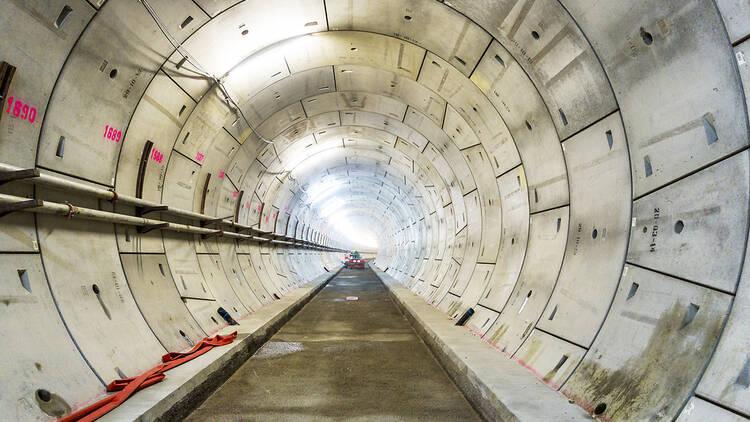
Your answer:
[5,97,37,123]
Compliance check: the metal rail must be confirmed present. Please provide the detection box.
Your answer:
[0,162,343,252]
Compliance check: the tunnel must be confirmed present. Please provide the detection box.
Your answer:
[1,0,750,420]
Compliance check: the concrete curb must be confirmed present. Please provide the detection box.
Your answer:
[100,267,342,422]
[373,269,591,422]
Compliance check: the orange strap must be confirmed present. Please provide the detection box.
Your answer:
[60,331,237,422]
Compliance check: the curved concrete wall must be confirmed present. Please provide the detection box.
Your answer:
[1,0,749,420]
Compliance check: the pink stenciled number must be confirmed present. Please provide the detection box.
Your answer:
[6,97,38,123]
[151,148,163,163]
[104,125,122,143]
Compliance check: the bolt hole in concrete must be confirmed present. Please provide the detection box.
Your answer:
[35,389,70,417]
[640,27,653,45]
[36,389,51,402]
[594,403,607,415]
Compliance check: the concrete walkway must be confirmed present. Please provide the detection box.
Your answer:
[185,268,480,421]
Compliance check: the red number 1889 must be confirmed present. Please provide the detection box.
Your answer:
[103,125,121,143]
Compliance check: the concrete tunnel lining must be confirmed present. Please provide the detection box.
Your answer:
[1,0,750,420]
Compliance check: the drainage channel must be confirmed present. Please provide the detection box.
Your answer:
[184,267,480,421]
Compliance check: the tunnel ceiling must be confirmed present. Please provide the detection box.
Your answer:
[3,0,750,420]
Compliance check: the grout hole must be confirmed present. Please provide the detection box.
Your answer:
[525,120,532,130]
[592,228,598,239]
[109,69,118,79]
[158,263,165,277]
[92,284,100,294]
[531,30,540,39]
[454,56,466,66]
[559,109,568,126]
[175,57,187,69]
[242,29,249,36]
[674,220,684,234]
[494,54,505,67]
[179,105,187,117]
[403,15,412,21]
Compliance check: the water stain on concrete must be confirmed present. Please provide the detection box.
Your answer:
[562,300,727,421]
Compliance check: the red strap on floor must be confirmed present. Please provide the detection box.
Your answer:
[60,331,237,422]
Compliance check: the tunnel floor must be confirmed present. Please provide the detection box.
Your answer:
[185,268,480,421]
